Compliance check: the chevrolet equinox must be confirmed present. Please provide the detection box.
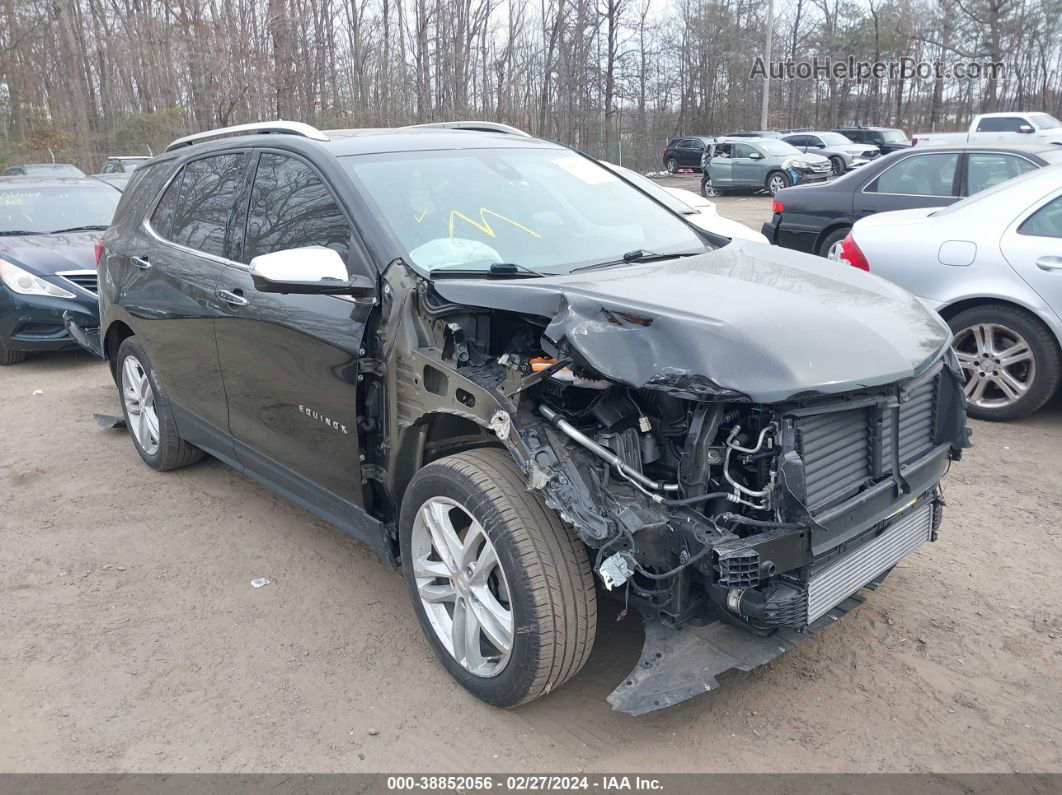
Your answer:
[85,121,969,714]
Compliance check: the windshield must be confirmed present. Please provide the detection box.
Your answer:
[1030,113,1062,129]
[22,164,85,177]
[880,129,909,143]
[344,148,706,273]
[0,185,119,234]
[757,140,801,156]
[818,132,853,146]
[607,164,696,215]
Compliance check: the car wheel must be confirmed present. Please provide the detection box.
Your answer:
[0,345,27,365]
[700,175,718,197]
[117,337,204,470]
[400,448,597,707]
[819,227,851,259]
[948,305,1061,421]
[665,158,678,174]
[829,156,846,176]
[766,171,789,196]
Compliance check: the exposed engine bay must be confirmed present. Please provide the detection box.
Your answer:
[373,251,970,713]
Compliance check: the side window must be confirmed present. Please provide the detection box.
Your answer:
[843,130,862,142]
[807,135,824,147]
[712,143,732,158]
[244,153,351,264]
[976,116,1027,133]
[966,154,1038,195]
[1018,196,1062,238]
[785,135,806,147]
[170,153,247,258]
[149,169,183,239]
[867,153,959,197]
[732,143,756,158]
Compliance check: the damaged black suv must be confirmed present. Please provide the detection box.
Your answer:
[88,121,969,714]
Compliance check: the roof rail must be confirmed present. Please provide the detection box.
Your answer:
[165,121,329,152]
[403,121,532,137]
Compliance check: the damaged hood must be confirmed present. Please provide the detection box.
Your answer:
[431,242,951,403]
[0,232,99,277]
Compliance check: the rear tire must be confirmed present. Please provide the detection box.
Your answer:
[947,304,1061,421]
[665,158,678,174]
[116,337,204,470]
[819,227,851,259]
[400,448,597,707]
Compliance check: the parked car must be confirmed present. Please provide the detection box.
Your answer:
[97,155,150,174]
[762,143,1062,258]
[725,130,784,139]
[839,164,1062,421]
[604,162,769,243]
[92,173,133,192]
[831,125,911,155]
[913,111,1062,147]
[780,131,880,175]
[701,137,832,197]
[2,163,86,177]
[83,120,967,715]
[0,177,120,364]
[661,136,713,173]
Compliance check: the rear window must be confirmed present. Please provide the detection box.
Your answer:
[161,153,248,257]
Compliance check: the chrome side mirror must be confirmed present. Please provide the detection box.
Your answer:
[248,247,374,296]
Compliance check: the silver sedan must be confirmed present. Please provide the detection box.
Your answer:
[841,163,1062,420]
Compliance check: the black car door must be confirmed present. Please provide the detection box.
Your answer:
[213,150,376,525]
[122,151,252,455]
[852,151,961,220]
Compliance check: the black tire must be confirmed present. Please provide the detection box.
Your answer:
[829,156,846,176]
[947,304,1061,421]
[0,345,27,365]
[116,336,204,470]
[818,227,851,259]
[765,170,789,196]
[400,448,597,707]
[665,158,678,174]
[700,174,718,197]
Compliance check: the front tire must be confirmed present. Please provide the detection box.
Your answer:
[116,337,204,470]
[700,174,718,197]
[948,305,1061,421]
[766,171,789,196]
[0,345,27,365]
[400,448,597,707]
[665,158,678,174]
[829,156,846,176]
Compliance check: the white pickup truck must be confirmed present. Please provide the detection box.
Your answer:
[913,111,1062,146]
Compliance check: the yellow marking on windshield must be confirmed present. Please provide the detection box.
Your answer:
[449,208,541,240]
[414,208,429,223]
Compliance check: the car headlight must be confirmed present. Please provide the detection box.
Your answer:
[0,259,76,299]
[784,158,807,169]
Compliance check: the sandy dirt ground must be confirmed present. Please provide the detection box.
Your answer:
[1,188,1061,773]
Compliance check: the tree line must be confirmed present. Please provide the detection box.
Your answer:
[1,0,1060,172]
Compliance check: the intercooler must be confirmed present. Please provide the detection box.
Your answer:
[806,499,933,623]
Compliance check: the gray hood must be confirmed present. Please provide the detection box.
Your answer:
[431,241,950,403]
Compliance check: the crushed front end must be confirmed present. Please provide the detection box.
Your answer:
[503,348,969,714]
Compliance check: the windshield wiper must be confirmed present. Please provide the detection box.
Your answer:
[570,249,699,273]
[429,262,552,279]
[49,225,109,234]
[0,230,40,236]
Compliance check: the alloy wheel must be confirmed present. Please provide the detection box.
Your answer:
[768,174,787,195]
[952,323,1036,410]
[410,496,514,678]
[701,177,718,197]
[826,240,845,260]
[122,356,160,456]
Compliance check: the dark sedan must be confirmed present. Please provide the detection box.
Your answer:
[0,177,120,364]
[762,143,1062,259]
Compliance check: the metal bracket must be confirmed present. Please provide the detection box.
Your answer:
[358,358,385,377]
[360,464,386,483]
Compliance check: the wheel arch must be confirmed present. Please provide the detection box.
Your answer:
[937,296,1062,352]
[103,320,135,380]
[814,221,853,255]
